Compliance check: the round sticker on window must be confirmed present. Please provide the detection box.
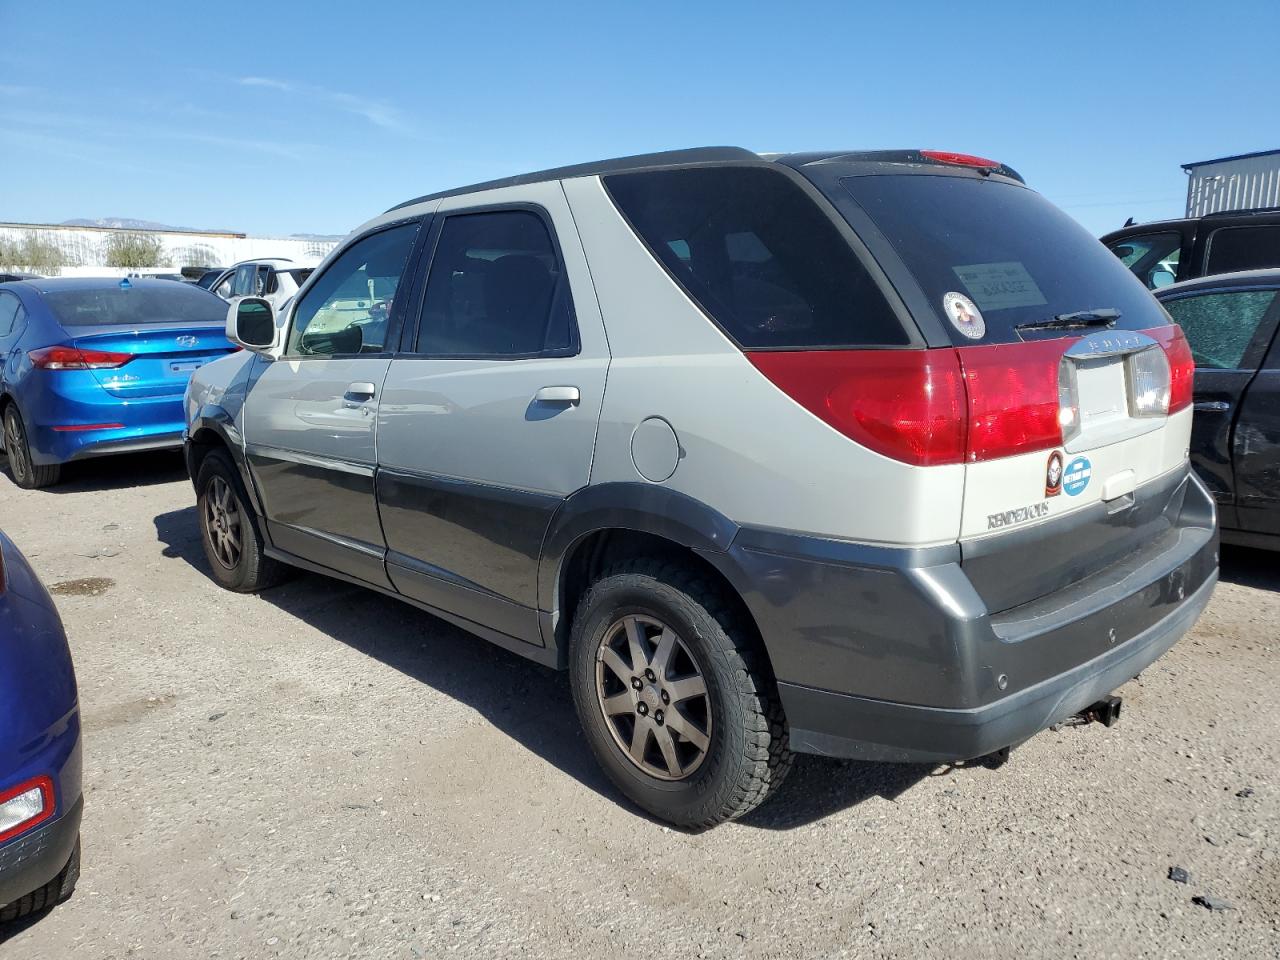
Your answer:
[943,291,986,340]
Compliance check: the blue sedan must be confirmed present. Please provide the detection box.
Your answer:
[0,530,82,922]
[0,277,237,488]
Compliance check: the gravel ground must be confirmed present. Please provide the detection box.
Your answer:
[0,450,1277,959]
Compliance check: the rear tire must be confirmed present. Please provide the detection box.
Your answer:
[0,836,79,923]
[3,405,61,489]
[196,449,287,592]
[569,558,792,828]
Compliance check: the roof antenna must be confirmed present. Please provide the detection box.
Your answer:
[1123,217,1136,227]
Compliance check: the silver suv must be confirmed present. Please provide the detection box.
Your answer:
[184,147,1218,827]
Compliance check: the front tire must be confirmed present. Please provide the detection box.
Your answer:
[569,558,792,828]
[3,405,60,489]
[196,449,287,592]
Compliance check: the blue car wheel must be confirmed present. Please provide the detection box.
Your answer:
[2,405,61,490]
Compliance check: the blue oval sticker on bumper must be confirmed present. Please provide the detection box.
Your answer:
[1063,456,1092,496]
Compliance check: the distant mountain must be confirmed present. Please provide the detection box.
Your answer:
[60,217,235,233]
[59,218,340,240]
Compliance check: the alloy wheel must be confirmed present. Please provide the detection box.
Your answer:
[202,475,243,570]
[595,614,713,781]
[4,410,29,484]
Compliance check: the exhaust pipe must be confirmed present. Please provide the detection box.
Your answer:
[1080,695,1122,727]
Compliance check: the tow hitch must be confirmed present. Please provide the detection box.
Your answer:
[1080,695,1122,727]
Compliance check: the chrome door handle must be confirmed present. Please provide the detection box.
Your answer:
[345,381,377,400]
[533,385,580,405]
[1193,400,1230,412]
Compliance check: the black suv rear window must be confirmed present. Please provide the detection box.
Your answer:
[604,166,908,349]
[841,175,1170,344]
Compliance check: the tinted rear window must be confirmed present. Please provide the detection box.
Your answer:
[841,175,1170,344]
[1206,225,1280,275]
[42,282,227,327]
[604,166,907,349]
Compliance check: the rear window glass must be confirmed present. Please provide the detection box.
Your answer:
[604,166,907,349]
[42,282,227,327]
[841,175,1170,344]
[1206,226,1280,275]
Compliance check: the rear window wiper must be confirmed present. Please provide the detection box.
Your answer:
[1016,308,1120,333]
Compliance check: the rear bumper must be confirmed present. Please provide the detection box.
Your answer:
[707,469,1218,763]
[779,570,1215,762]
[0,796,81,909]
[26,398,185,464]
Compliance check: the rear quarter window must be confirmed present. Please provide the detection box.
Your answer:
[604,166,908,349]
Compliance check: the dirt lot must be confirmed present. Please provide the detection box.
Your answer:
[0,450,1277,959]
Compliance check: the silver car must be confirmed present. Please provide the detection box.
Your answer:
[184,147,1217,827]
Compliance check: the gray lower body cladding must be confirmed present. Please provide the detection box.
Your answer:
[706,471,1218,763]
[0,795,81,909]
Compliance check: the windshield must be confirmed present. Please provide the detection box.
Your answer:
[43,282,227,327]
[840,175,1169,344]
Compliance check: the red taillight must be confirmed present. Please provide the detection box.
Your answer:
[920,149,1001,169]
[29,346,133,370]
[1145,325,1195,413]
[747,349,968,466]
[0,774,54,844]
[748,340,1078,466]
[957,340,1070,461]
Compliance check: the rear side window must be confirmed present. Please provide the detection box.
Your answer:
[42,282,227,326]
[842,175,1171,344]
[1206,226,1280,275]
[414,210,578,358]
[1162,288,1279,370]
[0,292,19,337]
[1106,231,1181,289]
[604,166,907,349]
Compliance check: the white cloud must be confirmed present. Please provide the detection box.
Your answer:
[237,76,413,133]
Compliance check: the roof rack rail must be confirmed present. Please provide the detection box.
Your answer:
[1203,205,1280,218]
[386,146,758,212]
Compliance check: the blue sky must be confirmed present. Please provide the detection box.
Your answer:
[1,0,1274,239]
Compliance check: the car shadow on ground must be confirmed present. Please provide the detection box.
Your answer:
[0,904,63,945]
[0,449,187,496]
[1218,543,1280,591]
[153,504,938,831]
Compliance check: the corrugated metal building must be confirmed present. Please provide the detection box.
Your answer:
[1184,149,1280,217]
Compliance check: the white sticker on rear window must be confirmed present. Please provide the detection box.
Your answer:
[942,291,986,340]
[952,262,1048,311]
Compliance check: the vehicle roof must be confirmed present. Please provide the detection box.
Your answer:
[1155,268,1280,296]
[386,146,1025,212]
[1,276,219,296]
[226,257,307,268]
[1102,207,1280,240]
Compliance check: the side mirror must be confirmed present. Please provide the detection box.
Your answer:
[227,296,276,353]
[1149,268,1176,290]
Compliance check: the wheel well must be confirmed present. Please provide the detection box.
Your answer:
[557,528,770,670]
[186,426,229,480]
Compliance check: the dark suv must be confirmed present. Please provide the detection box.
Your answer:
[1102,208,1280,290]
